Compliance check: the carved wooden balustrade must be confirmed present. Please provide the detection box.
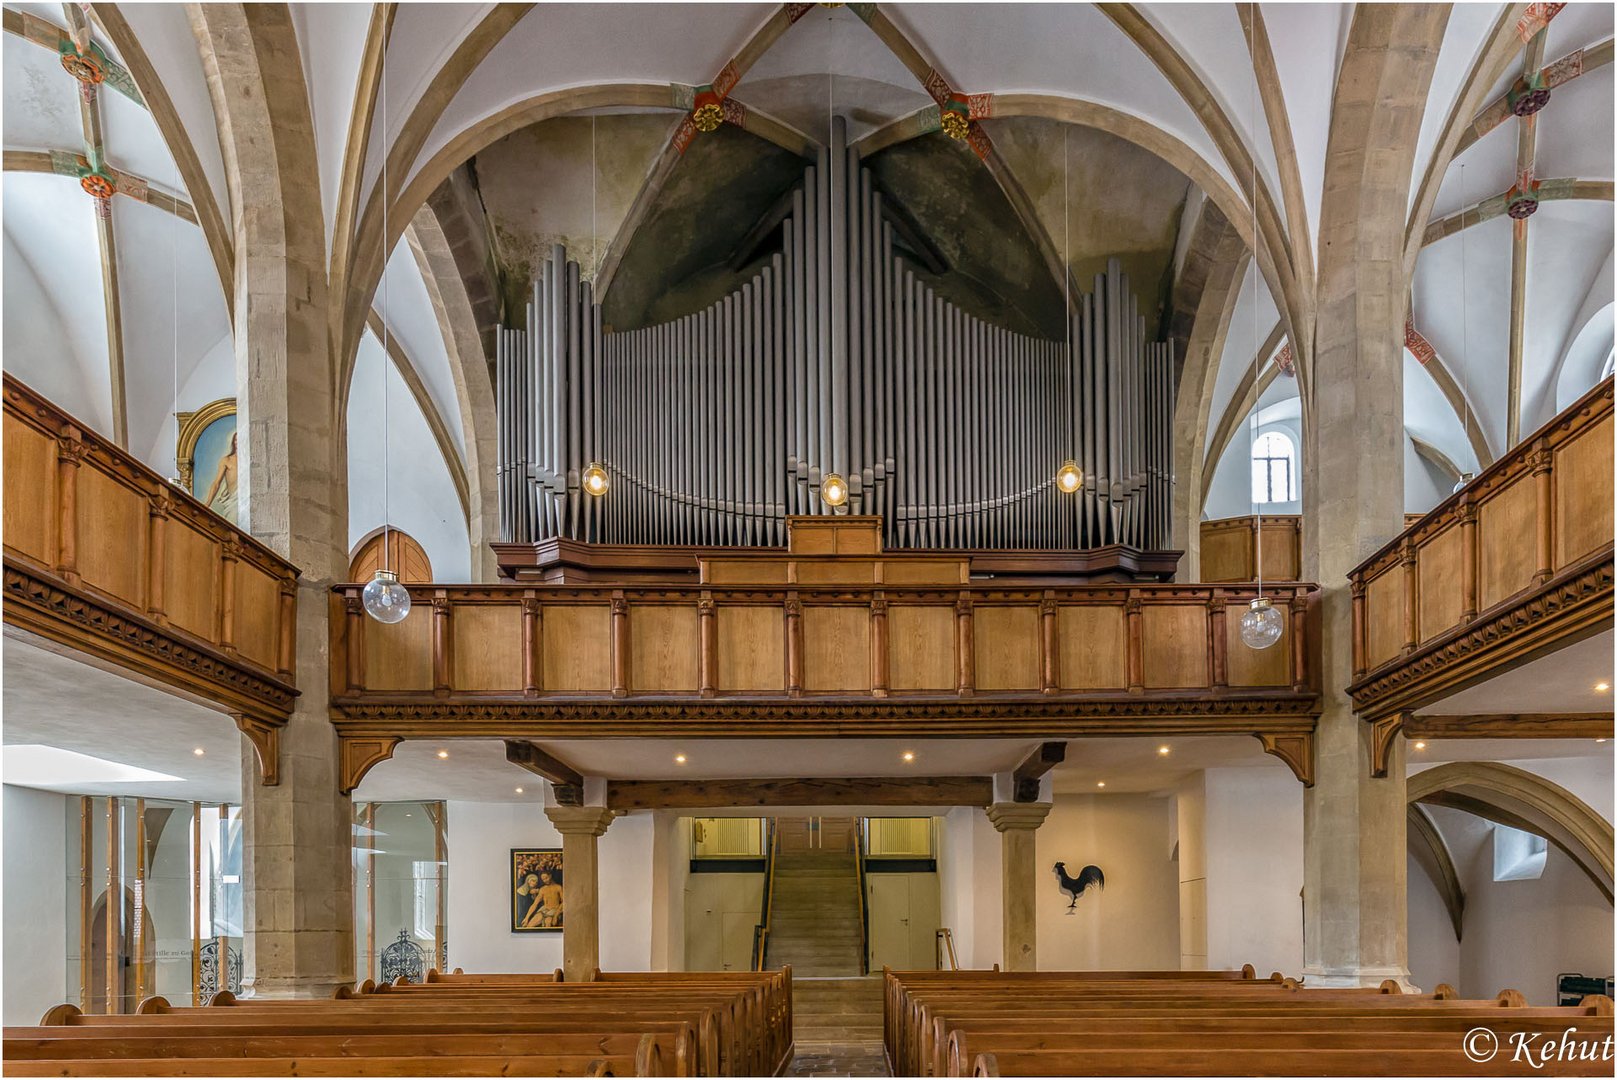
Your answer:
[330,523,1322,791]
[1199,516,1303,583]
[1349,379,1613,772]
[3,375,298,781]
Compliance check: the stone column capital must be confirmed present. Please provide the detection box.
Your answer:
[544,805,618,837]
[985,802,1052,832]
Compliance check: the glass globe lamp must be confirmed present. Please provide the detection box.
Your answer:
[821,473,849,507]
[1239,596,1283,650]
[362,569,412,624]
[1056,460,1083,494]
[583,463,610,497]
[1451,471,1474,495]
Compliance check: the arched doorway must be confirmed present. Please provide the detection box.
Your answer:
[348,527,433,584]
[87,887,155,1014]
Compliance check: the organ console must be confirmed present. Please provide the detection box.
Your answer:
[497,119,1175,553]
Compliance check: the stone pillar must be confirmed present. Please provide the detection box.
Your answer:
[544,805,617,982]
[193,5,353,998]
[1301,4,1449,989]
[985,802,1051,972]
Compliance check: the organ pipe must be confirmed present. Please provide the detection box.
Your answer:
[497,122,1176,552]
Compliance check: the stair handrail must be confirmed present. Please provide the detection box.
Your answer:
[753,818,779,971]
[854,818,871,975]
[936,928,959,971]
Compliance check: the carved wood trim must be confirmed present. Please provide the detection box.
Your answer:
[339,735,403,795]
[1348,552,1613,719]
[1254,730,1314,786]
[4,561,297,724]
[233,713,280,786]
[1368,713,1406,779]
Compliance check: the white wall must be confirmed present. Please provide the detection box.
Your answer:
[444,800,655,975]
[1203,768,1304,977]
[1036,794,1180,971]
[937,807,1002,969]
[3,786,68,1024]
[1409,808,1613,1004]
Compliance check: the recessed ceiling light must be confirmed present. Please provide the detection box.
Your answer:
[436,749,449,759]
[193,747,206,756]
[674,753,688,765]
[1096,781,1106,788]
[515,786,524,794]
[1596,682,1610,692]
[902,751,916,762]
[3,745,183,786]
[1157,745,1170,756]
[1413,741,1427,750]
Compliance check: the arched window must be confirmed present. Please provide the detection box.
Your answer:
[1250,431,1297,504]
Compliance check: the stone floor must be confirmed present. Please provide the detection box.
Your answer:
[785,1043,892,1077]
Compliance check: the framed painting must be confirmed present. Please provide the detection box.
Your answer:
[176,398,238,525]
[511,848,564,932]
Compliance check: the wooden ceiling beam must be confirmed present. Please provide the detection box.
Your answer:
[503,739,585,788]
[1406,713,1614,740]
[607,775,994,811]
[1012,741,1066,801]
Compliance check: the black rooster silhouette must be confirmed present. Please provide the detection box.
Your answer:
[1053,862,1104,912]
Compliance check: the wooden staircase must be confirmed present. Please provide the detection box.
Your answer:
[764,817,865,977]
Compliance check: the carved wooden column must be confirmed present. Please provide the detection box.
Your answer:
[55,432,83,583]
[986,802,1052,971]
[219,540,239,655]
[611,595,630,699]
[145,491,170,625]
[1459,500,1479,622]
[699,596,719,697]
[1532,444,1555,583]
[955,595,974,695]
[543,805,616,982]
[1125,595,1144,693]
[344,595,366,693]
[1208,598,1227,689]
[1289,595,1310,692]
[522,596,542,695]
[432,595,452,696]
[1400,540,1418,654]
[1039,594,1058,694]
[277,581,296,680]
[785,595,804,697]
[870,596,889,698]
[1350,581,1367,679]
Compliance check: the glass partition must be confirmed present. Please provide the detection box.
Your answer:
[354,801,446,982]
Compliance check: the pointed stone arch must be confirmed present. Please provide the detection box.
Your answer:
[1409,761,1614,904]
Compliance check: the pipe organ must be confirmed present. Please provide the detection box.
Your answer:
[498,120,1175,552]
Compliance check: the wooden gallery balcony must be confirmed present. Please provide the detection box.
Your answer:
[2,375,299,781]
[1350,379,1614,772]
[330,519,1322,792]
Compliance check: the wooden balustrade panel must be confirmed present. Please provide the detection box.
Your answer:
[233,564,283,669]
[542,605,613,691]
[3,416,55,563]
[1141,605,1209,689]
[163,520,219,639]
[1199,524,1251,584]
[628,605,700,692]
[1415,525,1464,645]
[974,606,1040,691]
[1478,479,1537,610]
[716,605,784,690]
[3,375,299,735]
[803,605,872,692]
[1364,570,1404,670]
[1223,602,1289,687]
[1555,412,1613,569]
[367,607,433,691]
[1199,517,1302,583]
[75,460,148,608]
[452,604,524,692]
[887,605,955,690]
[1057,607,1127,689]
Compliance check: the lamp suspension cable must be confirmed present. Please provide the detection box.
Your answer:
[1239,0,1282,650]
[819,33,846,510]
[1056,125,1082,496]
[362,32,410,623]
[583,113,608,497]
[171,127,180,486]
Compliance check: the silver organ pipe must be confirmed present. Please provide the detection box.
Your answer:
[498,123,1177,552]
